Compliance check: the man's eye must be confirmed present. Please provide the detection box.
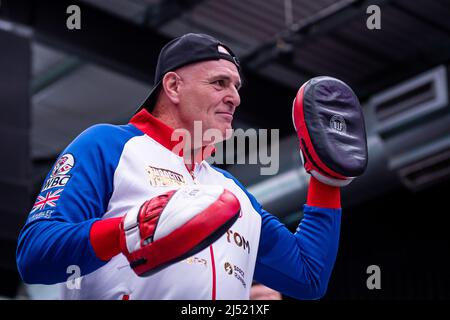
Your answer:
[213,80,225,87]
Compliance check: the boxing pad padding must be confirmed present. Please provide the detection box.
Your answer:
[120,185,240,276]
[292,76,368,186]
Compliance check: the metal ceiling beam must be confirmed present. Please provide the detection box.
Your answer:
[143,0,206,28]
[242,0,450,102]
[0,0,167,83]
[32,57,83,94]
[0,0,296,133]
[243,0,393,68]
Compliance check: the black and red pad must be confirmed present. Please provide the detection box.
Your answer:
[292,76,368,185]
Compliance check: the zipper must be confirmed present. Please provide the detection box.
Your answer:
[187,164,199,184]
[190,169,199,184]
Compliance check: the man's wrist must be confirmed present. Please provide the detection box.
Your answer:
[306,176,341,209]
[90,217,122,261]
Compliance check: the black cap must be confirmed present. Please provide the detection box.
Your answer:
[136,33,240,114]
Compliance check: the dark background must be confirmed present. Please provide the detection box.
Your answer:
[0,0,449,300]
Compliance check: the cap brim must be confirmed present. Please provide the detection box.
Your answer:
[134,80,162,114]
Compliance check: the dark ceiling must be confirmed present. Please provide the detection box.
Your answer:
[2,0,450,145]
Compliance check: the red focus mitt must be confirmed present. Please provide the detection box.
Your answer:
[120,185,240,276]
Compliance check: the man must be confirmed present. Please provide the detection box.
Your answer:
[16,33,368,299]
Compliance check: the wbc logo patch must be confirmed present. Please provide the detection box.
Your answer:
[51,154,74,176]
[41,154,75,192]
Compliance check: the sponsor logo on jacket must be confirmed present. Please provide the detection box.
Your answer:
[184,256,208,268]
[226,229,250,254]
[146,165,186,187]
[224,262,246,288]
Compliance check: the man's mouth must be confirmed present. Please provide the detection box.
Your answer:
[216,112,234,121]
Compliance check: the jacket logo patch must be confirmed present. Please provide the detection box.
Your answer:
[42,175,71,192]
[224,262,247,288]
[184,256,208,268]
[146,166,186,187]
[52,154,75,176]
[226,229,250,254]
[42,154,75,192]
[31,189,63,213]
[28,210,53,222]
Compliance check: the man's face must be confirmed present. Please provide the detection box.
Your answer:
[176,59,241,145]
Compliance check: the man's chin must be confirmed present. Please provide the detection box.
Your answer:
[202,127,233,146]
[223,127,234,140]
[216,123,234,141]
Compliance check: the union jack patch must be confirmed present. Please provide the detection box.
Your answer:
[31,189,63,213]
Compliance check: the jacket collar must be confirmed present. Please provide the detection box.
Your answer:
[129,108,215,164]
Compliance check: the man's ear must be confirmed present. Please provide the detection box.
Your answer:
[161,72,181,104]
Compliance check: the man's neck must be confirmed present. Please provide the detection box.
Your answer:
[151,108,180,131]
[149,108,215,167]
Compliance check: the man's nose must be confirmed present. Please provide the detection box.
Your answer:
[225,86,241,109]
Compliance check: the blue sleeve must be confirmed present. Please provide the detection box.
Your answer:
[16,124,140,284]
[212,167,341,300]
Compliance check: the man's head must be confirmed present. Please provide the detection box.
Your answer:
[137,33,241,145]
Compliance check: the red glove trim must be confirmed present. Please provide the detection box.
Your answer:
[293,84,347,179]
[306,176,341,209]
[90,217,122,261]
